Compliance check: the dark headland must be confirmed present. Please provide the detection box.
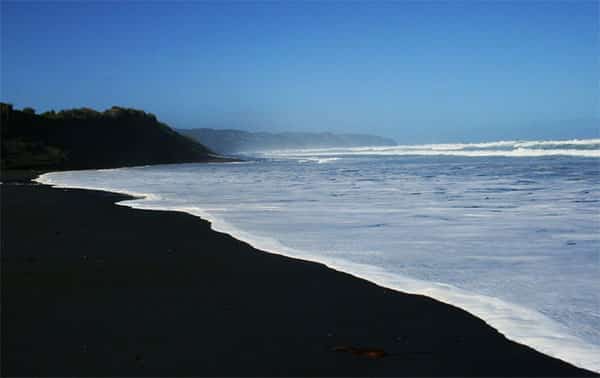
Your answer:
[1,106,596,376]
[0,104,224,171]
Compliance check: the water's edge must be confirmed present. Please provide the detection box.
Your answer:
[35,169,600,374]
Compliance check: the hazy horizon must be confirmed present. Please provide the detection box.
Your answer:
[2,1,598,143]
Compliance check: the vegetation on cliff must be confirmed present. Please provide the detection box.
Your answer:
[0,104,218,170]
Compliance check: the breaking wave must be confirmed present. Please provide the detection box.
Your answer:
[262,138,600,159]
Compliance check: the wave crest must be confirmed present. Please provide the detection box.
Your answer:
[263,138,600,159]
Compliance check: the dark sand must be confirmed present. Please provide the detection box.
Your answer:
[1,171,595,376]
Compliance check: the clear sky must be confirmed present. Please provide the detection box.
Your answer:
[1,1,598,142]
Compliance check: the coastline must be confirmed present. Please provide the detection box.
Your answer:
[1,170,596,376]
[36,165,600,373]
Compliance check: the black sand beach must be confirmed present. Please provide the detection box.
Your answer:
[1,171,595,376]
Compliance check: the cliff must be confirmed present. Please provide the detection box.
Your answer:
[0,104,219,170]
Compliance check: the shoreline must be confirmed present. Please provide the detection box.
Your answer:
[2,169,596,376]
[36,166,600,374]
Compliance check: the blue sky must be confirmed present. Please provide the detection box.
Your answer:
[1,1,598,142]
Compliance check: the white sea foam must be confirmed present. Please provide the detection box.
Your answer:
[37,169,163,201]
[272,148,600,158]
[262,138,600,158]
[298,157,341,164]
[35,141,600,372]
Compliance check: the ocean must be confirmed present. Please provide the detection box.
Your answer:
[38,138,600,372]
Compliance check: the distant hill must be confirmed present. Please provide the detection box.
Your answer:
[0,104,220,171]
[179,128,397,154]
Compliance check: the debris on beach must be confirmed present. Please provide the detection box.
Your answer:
[332,346,387,359]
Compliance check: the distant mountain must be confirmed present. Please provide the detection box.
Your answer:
[0,104,220,170]
[179,128,397,154]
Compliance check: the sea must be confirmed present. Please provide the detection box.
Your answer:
[37,138,600,372]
